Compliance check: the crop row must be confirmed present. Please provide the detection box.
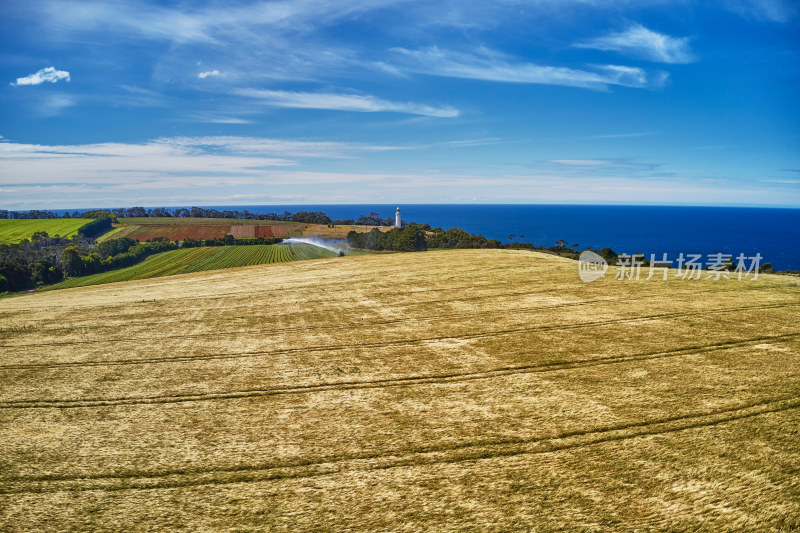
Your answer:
[0,219,95,244]
[47,244,337,290]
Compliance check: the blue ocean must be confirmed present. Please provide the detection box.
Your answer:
[190,204,799,271]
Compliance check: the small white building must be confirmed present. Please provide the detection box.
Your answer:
[395,207,402,228]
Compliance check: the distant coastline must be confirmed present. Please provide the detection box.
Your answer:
[3,204,800,270]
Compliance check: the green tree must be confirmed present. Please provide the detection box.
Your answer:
[61,246,84,278]
[82,252,102,274]
[30,231,51,243]
[394,225,427,252]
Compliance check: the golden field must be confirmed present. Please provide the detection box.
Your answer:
[0,249,798,531]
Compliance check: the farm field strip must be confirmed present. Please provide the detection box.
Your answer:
[8,251,780,312]
[2,300,796,370]
[1,291,797,350]
[111,217,391,240]
[0,219,94,243]
[44,244,336,290]
[0,296,628,347]
[2,396,797,495]
[2,270,786,334]
[3,333,798,409]
[119,217,297,226]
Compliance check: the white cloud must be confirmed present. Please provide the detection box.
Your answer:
[722,0,796,22]
[36,0,407,44]
[39,94,77,116]
[550,159,617,166]
[203,117,253,124]
[391,47,665,90]
[235,88,459,117]
[1,136,797,207]
[197,70,223,79]
[11,66,71,86]
[576,24,695,64]
[155,136,403,157]
[580,131,658,140]
[546,157,663,175]
[0,136,408,187]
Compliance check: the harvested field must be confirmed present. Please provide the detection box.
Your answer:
[120,217,296,226]
[229,225,289,239]
[106,223,289,242]
[1,249,798,531]
[101,218,386,242]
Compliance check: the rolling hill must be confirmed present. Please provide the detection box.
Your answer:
[1,249,798,531]
[44,243,338,290]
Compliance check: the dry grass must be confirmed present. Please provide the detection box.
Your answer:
[0,249,798,531]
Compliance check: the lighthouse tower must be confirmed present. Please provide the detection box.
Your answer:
[395,207,402,228]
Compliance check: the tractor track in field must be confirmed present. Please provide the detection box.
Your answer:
[0,279,599,334]
[2,284,780,349]
[1,301,797,371]
[0,297,632,348]
[2,333,797,409]
[9,264,542,312]
[2,395,797,494]
[4,266,773,319]
[0,282,580,337]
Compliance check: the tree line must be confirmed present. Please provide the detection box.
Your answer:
[0,207,395,226]
[347,224,507,252]
[346,225,628,262]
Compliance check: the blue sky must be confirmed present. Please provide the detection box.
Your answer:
[1,0,798,209]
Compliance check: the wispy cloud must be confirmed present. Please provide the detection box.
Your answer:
[35,0,407,44]
[114,85,167,107]
[39,94,77,116]
[1,136,797,208]
[235,88,459,117]
[722,0,796,22]
[580,132,659,140]
[201,117,253,124]
[0,136,407,186]
[576,24,695,64]
[197,70,223,79]
[391,47,666,90]
[155,136,403,157]
[546,158,664,175]
[11,66,71,87]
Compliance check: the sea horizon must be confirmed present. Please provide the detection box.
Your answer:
[32,203,800,271]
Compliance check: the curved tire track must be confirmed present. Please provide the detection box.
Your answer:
[2,395,797,494]
[1,301,797,371]
[2,333,797,409]
[1,285,759,347]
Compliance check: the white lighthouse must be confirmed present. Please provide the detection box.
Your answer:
[395,207,402,228]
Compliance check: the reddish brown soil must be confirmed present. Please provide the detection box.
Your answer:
[125,224,289,241]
